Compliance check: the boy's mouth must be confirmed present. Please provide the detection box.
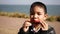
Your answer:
[34,19,40,22]
[31,19,40,24]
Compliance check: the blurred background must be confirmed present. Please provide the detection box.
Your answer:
[0,0,60,34]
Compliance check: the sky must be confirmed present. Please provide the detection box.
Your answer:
[0,0,60,5]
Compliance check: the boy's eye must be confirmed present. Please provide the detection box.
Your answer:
[30,12,41,15]
[37,12,41,15]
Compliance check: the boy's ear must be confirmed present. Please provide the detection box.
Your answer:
[44,14,48,20]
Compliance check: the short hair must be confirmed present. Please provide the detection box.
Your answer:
[30,2,47,15]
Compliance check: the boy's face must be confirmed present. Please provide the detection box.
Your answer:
[30,6,47,24]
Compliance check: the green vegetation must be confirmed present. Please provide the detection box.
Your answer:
[0,12,29,18]
[56,16,60,22]
[46,16,57,21]
[0,12,60,22]
[46,16,60,22]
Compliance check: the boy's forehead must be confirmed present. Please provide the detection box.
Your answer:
[33,6,44,13]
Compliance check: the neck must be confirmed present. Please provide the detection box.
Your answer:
[32,24,42,32]
[33,24,41,29]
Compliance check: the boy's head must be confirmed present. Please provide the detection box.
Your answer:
[30,2,48,24]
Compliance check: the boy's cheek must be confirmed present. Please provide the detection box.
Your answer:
[39,17,43,20]
[39,16,43,19]
[44,18,47,20]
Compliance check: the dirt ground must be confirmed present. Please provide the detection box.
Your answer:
[0,16,60,34]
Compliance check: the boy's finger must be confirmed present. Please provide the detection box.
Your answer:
[25,19,30,22]
[39,20,48,30]
[24,21,32,27]
[39,19,46,28]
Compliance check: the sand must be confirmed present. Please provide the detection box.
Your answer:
[0,16,60,34]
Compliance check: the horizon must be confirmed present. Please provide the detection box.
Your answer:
[0,5,60,16]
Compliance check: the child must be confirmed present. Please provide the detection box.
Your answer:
[18,2,56,34]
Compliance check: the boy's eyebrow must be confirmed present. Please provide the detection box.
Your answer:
[37,12,42,14]
[37,12,41,13]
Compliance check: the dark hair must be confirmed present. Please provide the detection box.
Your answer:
[30,2,47,15]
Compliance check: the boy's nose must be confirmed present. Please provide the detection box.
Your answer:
[34,14,38,18]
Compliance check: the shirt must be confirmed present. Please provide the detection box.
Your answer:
[18,25,56,34]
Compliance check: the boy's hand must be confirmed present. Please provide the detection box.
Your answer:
[39,19,48,31]
[23,20,32,32]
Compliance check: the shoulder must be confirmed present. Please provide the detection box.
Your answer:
[48,25,56,34]
[48,25,54,31]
